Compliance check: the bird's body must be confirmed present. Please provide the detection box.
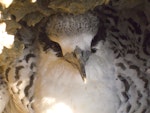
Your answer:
[33,39,119,113]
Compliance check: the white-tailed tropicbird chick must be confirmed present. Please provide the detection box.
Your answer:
[33,31,119,113]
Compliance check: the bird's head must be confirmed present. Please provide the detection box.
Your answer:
[45,11,99,82]
[46,11,99,55]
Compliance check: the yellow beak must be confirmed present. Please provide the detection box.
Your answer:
[64,46,91,83]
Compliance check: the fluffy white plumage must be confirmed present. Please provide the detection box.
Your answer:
[32,11,120,113]
[33,41,119,113]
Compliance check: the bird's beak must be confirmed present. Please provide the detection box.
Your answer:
[64,47,91,83]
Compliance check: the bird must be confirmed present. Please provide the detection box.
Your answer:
[32,10,120,113]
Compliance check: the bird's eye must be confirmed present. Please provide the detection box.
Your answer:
[91,48,97,53]
[50,42,61,51]
[49,41,63,57]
